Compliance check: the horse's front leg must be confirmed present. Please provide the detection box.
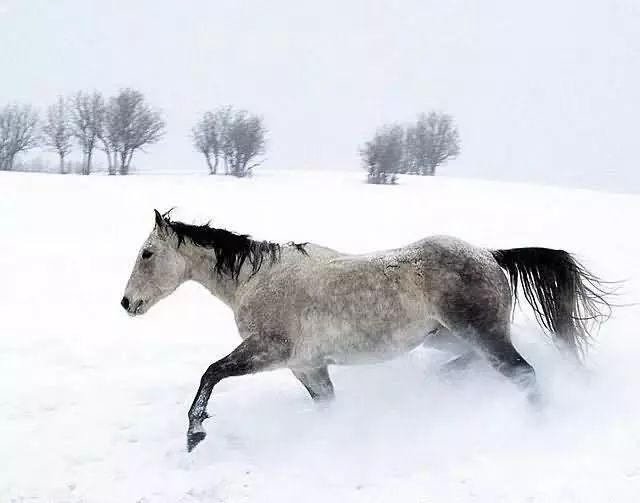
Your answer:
[291,366,335,401]
[187,332,292,452]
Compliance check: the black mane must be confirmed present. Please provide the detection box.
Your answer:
[162,214,304,280]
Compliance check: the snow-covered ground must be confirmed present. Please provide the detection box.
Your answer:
[1,170,639,502]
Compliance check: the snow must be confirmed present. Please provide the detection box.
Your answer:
[1,170,639,502]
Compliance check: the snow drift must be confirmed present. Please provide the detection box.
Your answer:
[1,170,639,502]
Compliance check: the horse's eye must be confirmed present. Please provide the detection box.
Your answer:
[141,250,153,259]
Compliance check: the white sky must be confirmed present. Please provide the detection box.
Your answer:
[1,0,639,192]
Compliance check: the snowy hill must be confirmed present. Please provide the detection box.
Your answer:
[1,170,639,502]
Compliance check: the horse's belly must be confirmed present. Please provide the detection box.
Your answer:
[294,319,433,365]
[325,340,422,365]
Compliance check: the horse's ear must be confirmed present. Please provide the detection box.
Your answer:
[154,209,167,231]
[154,209,178,242]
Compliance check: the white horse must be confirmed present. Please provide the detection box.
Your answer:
[122,210,610,451]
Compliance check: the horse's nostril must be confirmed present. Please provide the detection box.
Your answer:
[121,297,130,310]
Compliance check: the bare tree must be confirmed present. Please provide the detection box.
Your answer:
[360,125,404,184]
[406,112,460,176]
[191,108,229,174]
[99,102,120,175]
[0,104,39,171]
[71,91,104,175]
[42,96,73,173]
[105,88,165,175]
[403,123,421,175]
[221,108,266,177]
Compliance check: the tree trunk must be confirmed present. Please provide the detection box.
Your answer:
[59,154,65,174]
[205,153,214,175]
[119,152,127,175]
[104,146,115,175]
[125,150,134,174]
[85,150,93,175]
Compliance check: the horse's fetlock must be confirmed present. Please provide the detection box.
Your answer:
[188,420,206,434]
[188,410,208,426]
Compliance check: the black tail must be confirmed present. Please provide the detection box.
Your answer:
[491,247,611,357]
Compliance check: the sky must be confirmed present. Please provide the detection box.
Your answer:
[1,0,639,192]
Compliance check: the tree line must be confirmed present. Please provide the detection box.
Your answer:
[0,94,268,178]
[2,95,461,181]
[0,89,165,175]
[361,111,460,184]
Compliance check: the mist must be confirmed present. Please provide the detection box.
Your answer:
[2,2,640,501]
[1,0,639,191]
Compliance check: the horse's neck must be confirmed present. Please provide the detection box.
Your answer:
[181,244,236,307]
[181,242,269,309]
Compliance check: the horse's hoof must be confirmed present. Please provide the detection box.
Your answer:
[187,431,206,452]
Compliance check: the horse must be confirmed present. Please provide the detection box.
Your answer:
[121,210,610,452]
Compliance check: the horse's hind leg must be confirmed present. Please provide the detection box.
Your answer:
[424,325,468,352]
[440,351,480,374]
[424,325,480,373]
[451,322,538,399]
[478,333,537,392]
[291,366,335,401]
[186,332,291,452]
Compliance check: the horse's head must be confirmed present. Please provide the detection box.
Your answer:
[121,210,187,316]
